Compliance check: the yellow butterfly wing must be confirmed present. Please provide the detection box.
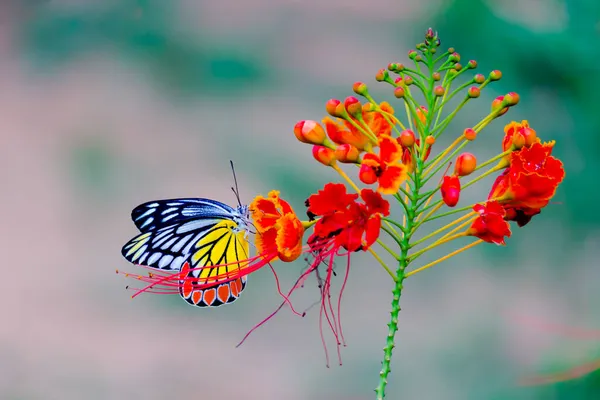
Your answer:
[178,220,250,307]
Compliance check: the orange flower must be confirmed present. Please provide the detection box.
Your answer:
[502,120,540,152]
[489,142,565,210]
[323,117,370,150]
[359,135,408,194]
[363,102,395,137]
[250,191,304,262]
[467,201,512,245]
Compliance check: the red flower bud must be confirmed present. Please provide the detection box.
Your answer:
[312,146,336,166]
[294,120,327,145]
[344,96,362,116]
[441,175,461,207]
[326,99,342,117]
[434,86,445,96]
[449,52,460,62]
[454,153,477,176]
[467,60,478,69]
[335,144,360,163]
[403,76,414,86]
[394,87,406,98]
[399,129,416,147]
[359,164,377,184]
[464,128,477,141]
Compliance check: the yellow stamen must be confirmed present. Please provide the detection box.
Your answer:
[405,239,483,277]
[423,135,464,176]
[462,164,505,190]
[409,232,468,261]
[401,182,410,228]
[415,202,442,225]
[332,164,361,193]
[473,149,511,172]
[369,247,397,281]
[437,216,477,242]
[411,211,476,247]
[376,238,399,260]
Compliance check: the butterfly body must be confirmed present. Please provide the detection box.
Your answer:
[122,198,252,307]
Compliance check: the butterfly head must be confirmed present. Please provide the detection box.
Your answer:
[234,204,256,235]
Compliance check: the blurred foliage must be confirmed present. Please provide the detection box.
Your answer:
[19,0,267,98]
[426,0,600,236]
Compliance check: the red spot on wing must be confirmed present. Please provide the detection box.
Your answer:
[230,279,241,297]
[182,280,193,298]
[191,290,203,305]
[217,284,230,303]
[203,288,216,306]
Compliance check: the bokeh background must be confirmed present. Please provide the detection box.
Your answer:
[3,0,600,399]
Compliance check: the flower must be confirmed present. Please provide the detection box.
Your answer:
[489,142,565,210]
[440,175,461,207]
[323,117,371,150]
[467,201,512,245]
[359,135,408,194]
[502,120,540,152]
[250,190,304,262]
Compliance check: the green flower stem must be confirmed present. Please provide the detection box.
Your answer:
[431,96,469,138]
[473,150,510,172]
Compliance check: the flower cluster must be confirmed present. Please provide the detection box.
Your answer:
[119,29,565,400]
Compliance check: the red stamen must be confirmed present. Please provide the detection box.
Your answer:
[336,251,351,348]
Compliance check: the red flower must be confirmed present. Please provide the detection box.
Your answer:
[323,117,370,150]
[441,175,461,207]
[307,183,389,252]
[359,135,408,194]
[489,142,565,211]
[467,201,512,245]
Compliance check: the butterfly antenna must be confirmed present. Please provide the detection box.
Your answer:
[230,160,242,207]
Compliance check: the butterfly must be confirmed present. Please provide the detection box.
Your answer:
[121,164,254,307]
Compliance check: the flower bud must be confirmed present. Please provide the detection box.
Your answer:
[312,146,336,166]
[522,127,538,146]
[399,129,416,147]
[432,72,441,81]
[430,47,437,54]
[425,27,435,41]
[467,60,478,69]
[359,164,377,184]
[449,52,460,63]
[344,96,362,116]
[467,87,480,98]
[490,70,502,81]
[394,87,405,98]
[408,50,418,60]
[454,153,477,176]
[434,86,445,96]
[441,175,461,207]
[425,135,435,145]
[415,106,428,125]
[294,120,327,145]
[414,55,422,62]
[504,92,520,106]
[454,63,463,71]
[362,103,376,112]
[335,144,360,163]
[403,76,414,86]
[326,99,342,117]
[352,82,368,96]
[474,74,485,84]
[394,77,403,85]
[491,96,508,116]
[448,47,455,53]
[375,69,389,82]
[463,127,477,141]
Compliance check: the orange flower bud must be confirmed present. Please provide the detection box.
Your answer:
[474,74,485,84]
[464,128,477,141]
[434,86,445,96]
[359,164,377,184]
[375,68,389,82]
[467,87,480,98]
[326,99,342,117]
[467,60,477,69]
[335,144,360,163]
[399,129,415,147]
[394,87,405,98]
[454,153,477,176]
[425,135,435,145]
[454,63,463,71]
[294,120,326,145]
[403,76,414,86]
[491,96,508,116]
[344,96,362,116]
[415,106,428,125]
[362,103,376,112]
[449,52,460,62]
[441,175,461,207]
[352,81,368,96]
[432,72,441,81]
[522,127,538,146]
[490,70,502,81]
[312,145,336,166]
[504,92,520,106]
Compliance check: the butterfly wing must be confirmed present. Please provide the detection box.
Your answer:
[131,198,237,232]
[122,198,240,271]
[178,219,250,307]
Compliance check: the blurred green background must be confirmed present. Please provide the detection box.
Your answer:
[3,0,600,399]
